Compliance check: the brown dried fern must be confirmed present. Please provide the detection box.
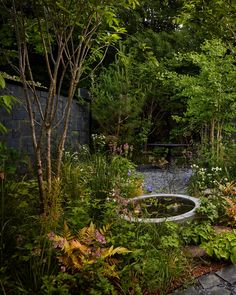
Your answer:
[223,197,236,226]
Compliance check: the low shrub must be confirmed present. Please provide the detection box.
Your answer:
[201,229,236,263]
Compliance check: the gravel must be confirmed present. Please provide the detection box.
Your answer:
[139,167,193,194]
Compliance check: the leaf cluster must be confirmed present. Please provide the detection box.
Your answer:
[181,222,216,245]
[48,222,131,279]
[0,74,17,134]
[201,229,236,264]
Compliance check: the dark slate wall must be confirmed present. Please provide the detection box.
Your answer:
[0,82,90,156]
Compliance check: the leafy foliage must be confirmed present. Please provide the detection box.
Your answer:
[61,150,143,225]
[48,222,131,278]
[169,39,236,163]
[181,222,215,245]
[0,74,16,134]
[201,230,236,263]
[196,197,221,224]
[224,197,236,227]
[91,51,146,143]
[177,0,236,44]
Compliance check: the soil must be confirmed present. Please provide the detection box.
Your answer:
[190,259,230,278]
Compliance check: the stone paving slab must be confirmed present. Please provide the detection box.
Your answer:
[198,273,222,289]
[207,286,231,295]
[216,264,236,284]
[172,285,203,295]
[232,286,236,295]
[171,265,236,295]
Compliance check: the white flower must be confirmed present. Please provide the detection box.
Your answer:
[212,167,222,172]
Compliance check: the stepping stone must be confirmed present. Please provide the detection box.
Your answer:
[216,265,236,284]
[213,226,232,234]
[184,245,206,257]
[207,286,231,295]
[198,273,222,289]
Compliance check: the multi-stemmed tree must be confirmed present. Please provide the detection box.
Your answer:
[1,0,138,214]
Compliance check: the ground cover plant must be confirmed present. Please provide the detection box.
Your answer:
[1,139,235,294]
[0,146,193,294]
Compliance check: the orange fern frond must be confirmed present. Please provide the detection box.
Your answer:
[223,197,236,226]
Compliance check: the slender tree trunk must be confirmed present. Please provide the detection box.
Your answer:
[116,114,121,139]
[201,123,208,146]
[46,127,52,195]
[200,126,204,145]
[22,83,45,211]
[35,147,45,211]
[211,118,215,156]
[216,121,223,162]
[55,79,77,179]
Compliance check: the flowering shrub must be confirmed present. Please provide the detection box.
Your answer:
[189,164,236,224]
[91,134,106,152]
[108,141,134,158]
[188,164,227,194]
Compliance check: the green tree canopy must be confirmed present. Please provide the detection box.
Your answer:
[169,39,236,161]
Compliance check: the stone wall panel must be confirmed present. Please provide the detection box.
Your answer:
[0,82,90,156]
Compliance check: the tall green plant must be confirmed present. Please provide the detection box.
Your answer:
[170,39,236,163]
[91,50,146,143]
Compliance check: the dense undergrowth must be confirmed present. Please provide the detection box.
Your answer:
[0,142,236,294]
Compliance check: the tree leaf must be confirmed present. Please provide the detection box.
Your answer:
[0,74,5,89]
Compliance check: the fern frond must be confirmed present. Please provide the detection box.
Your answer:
[70,239,89,254]
[88,222,95,237]
[52,221,131,277]
[77,227,88,240]
[70,254,83,270]
[106,257,120,266]
[80,254,96,266]
[101,246,131,259]
[100,224,111,235]
[111,246,132,255]
[100,246,113,259]
[62,239,71,254]
[62,221,73,240]
[102,263,119,278]
[223,197,236,225]
[220,182,236,196]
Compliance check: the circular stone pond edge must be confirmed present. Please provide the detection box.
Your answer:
[121,193,200,223]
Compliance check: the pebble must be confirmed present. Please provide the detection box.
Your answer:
[139,167,193,194]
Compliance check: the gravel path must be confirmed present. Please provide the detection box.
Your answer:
[139,167,193,194]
